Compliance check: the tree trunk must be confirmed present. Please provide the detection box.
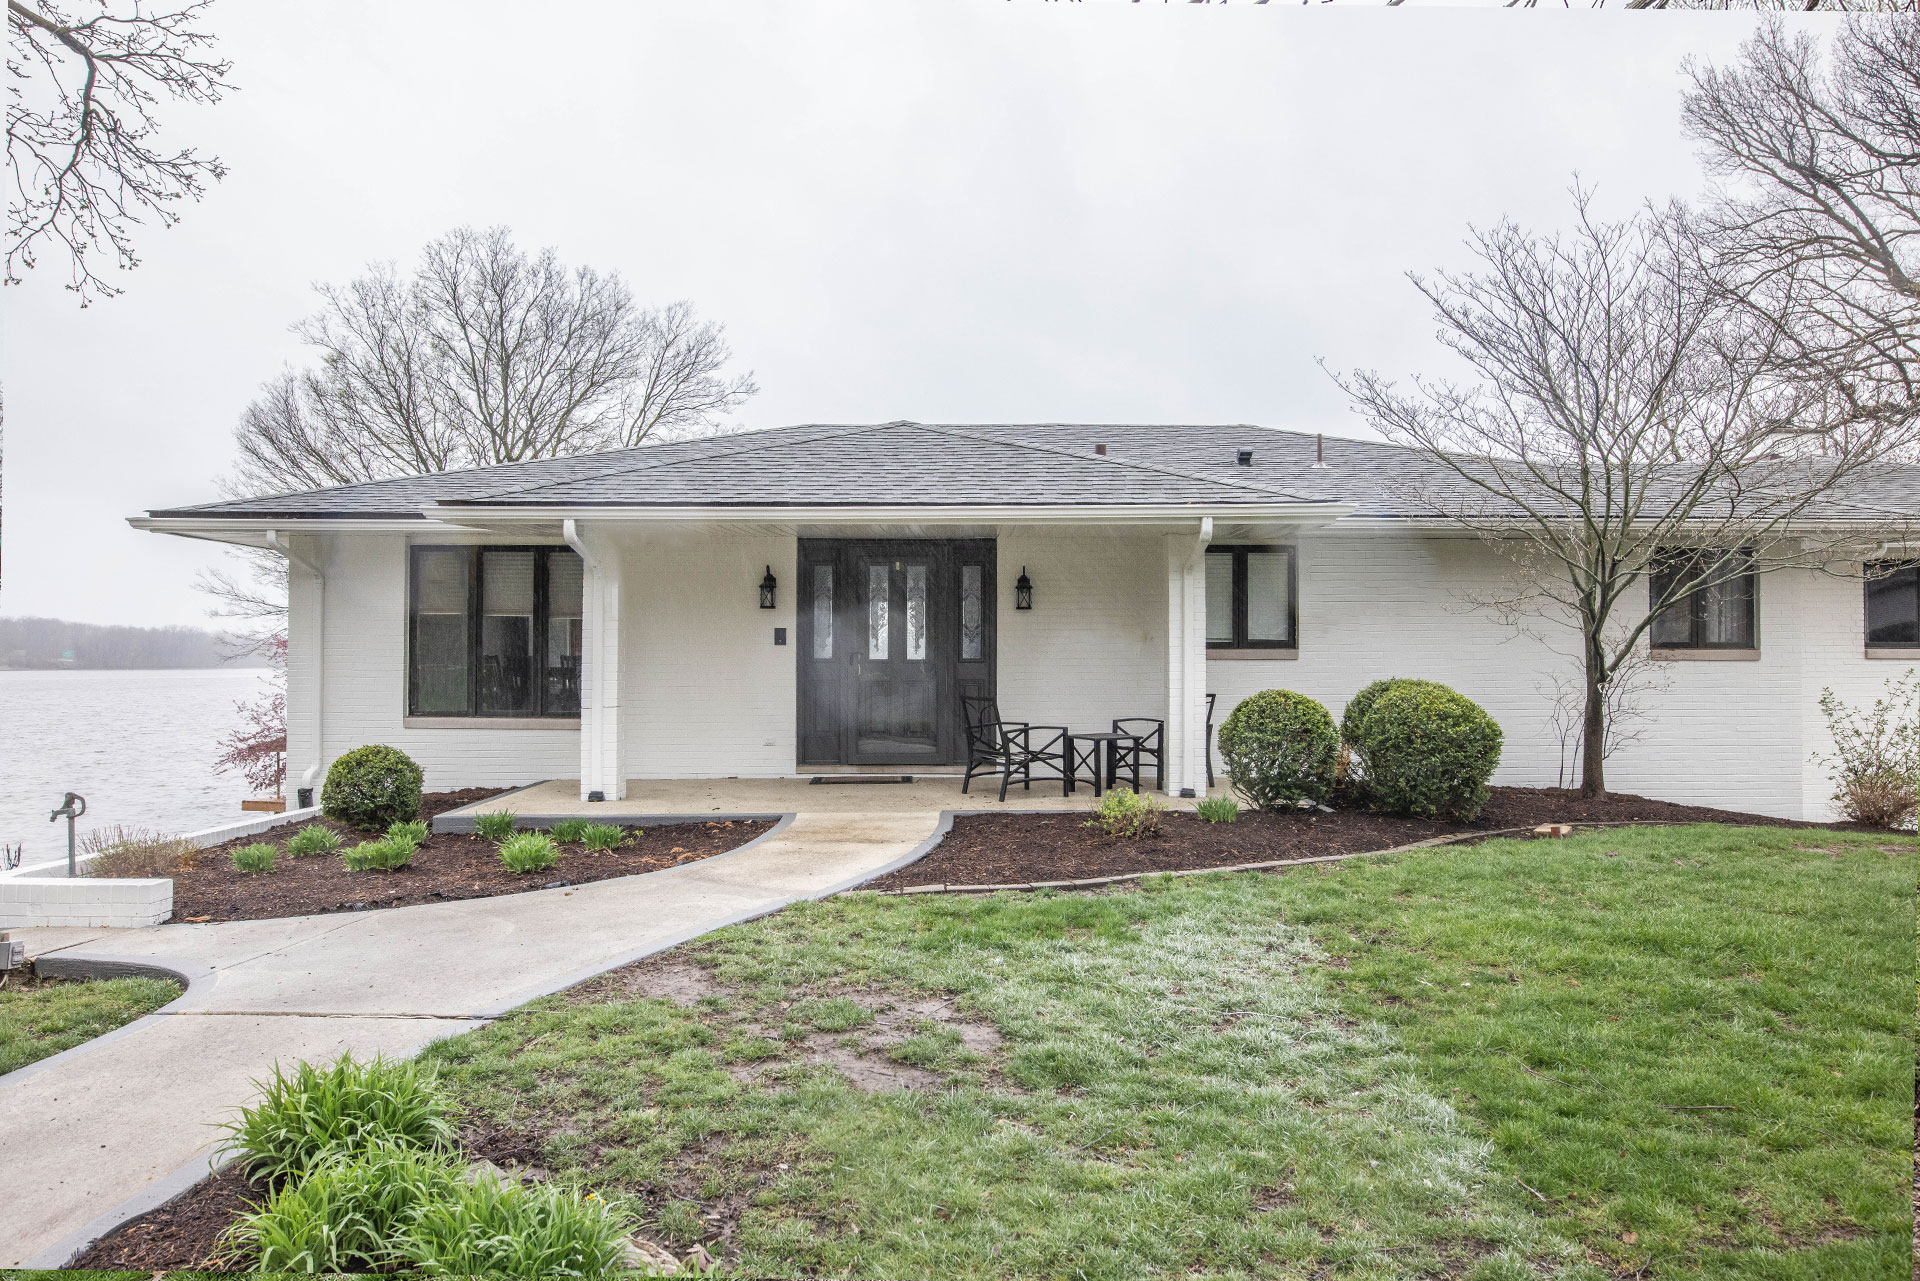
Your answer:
[1578,647,1608,799]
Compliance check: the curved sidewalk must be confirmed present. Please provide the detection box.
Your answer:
[0,809,940,1268]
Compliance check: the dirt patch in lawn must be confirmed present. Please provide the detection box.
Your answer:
[129,790,771,922]
[69,1160,256,1270]
[867,785,1865,891]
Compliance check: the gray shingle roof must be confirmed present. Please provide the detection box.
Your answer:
[146,421,1920,524]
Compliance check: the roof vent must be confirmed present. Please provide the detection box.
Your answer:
[1237,449,1254,467]
[1095,443,1107,456]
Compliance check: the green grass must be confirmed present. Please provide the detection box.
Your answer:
[0,973,180,1076]
[421,822,1913,1280]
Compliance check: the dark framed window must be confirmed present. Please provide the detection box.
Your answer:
[1204,545,1297,649]
[1865,561,1920,647]
[408,545,584,718]
[1649,548,1756,650]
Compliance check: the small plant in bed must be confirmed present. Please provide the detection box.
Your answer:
[1085,788,1166,838]
[549,817,592,843]
[223,1141,464,1273]
[386,819,429,849]
[283,825,340,858]
[343,836,413,871]
[1194,795,1239,823]
[499,832,559,874]
[219,1051,455,1181]
[230,843,277,874]
[399,1175,634,1277]
[579,822,627,851]
[474,810,518,841]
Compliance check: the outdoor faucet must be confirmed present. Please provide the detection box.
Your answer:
[49,792,86,877]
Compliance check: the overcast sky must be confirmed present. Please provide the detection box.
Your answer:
[2,1,1829,628]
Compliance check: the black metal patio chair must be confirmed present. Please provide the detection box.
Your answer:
[960,691,1069,802]
[1110,717,1165,792]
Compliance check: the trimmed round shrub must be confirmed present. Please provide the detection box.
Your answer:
[1215,690,1339,811]
[321,745,424,831]
[1340,678,1452,761]
[1357,682,1504,821]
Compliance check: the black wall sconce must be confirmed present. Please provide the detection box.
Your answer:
[1014,567,1034,611]
[759,565,777,609]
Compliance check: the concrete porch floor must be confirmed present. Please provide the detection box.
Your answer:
[438,775,1222,826]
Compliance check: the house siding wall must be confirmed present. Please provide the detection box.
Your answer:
[286,527,1900,819]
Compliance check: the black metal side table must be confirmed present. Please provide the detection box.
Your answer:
[1064,731,1145,798]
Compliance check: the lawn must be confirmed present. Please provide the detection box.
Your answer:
[0,972,180,1077]
[410,823,1912,1280]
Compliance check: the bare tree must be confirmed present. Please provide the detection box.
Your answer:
[7,0,231,304]
[1333,189,1916,798]
[1682,16,1919,438]
[229,225,758,497]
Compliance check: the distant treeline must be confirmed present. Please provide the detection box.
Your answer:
[0,617,272,670]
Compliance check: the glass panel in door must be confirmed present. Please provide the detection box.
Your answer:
[852,555,939,762]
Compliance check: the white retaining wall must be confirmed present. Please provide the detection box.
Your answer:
[278,527,1910,821]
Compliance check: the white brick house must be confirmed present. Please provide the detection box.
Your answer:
[133,423,1920,820]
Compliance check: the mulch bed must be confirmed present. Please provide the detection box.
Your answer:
[69,1162,255,1271]
[162,790,771,923]
[865,785,1867,891]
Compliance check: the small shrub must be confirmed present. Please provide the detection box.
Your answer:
[222,1142,463,1273]
[82,826,197,877]
[474,810,518,841]
[386,819,429,849]
[219,1052,455,1181]
[230,843,277,875]
[498,833,558,874]
[284,825,341,858]
[1195,795,1240,824]
[549,817,592,844]
[1085,788,1166,839]
[321,745,424,831]
[1813,671,1918,829]
[580,823,626,852]
[1340,677,1453,789]
[1216,689,1339,811]
[399,1177,634,1278]
[343,837,413,871]
[1359,682,1503,821]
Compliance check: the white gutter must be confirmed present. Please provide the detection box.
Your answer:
[265,530,326,801]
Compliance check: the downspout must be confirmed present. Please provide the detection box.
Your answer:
[265,530,324,806]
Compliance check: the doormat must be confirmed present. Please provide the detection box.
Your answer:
[810,775,915,785]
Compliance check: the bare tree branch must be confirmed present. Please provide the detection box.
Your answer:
[6,0,231,304]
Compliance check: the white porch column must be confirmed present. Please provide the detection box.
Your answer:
[564,521,625,802]
[1163,518,1212,796]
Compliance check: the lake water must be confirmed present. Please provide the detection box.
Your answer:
[0,667,275,862]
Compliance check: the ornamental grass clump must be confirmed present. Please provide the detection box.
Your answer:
[474,811,518,842]
[386,819,429,849]
[230,843,278,875]
[1086,788,1166,839]
[342,837,413,872]
[579,823,626,851]
[284,825,340,858]
[321,745,424,831]
[1355,681,1503,821]
[398,1176,635,1278]
[221,1142,465,1274]
[549,818,592,844]
[82,826,197,877]
[498,833,559,874]
[1216,689,1339,811]
[219,1052,455,1182]
[1195,795,1240,824]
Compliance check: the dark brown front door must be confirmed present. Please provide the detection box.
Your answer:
[797,539,995,766]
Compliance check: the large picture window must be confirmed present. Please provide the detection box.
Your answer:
[1649,549,1756,650]
[1865,561,1919,647]
[1204,545,1297,650]
[408,545,584,718]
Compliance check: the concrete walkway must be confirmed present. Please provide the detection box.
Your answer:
[0,808,940,1268]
